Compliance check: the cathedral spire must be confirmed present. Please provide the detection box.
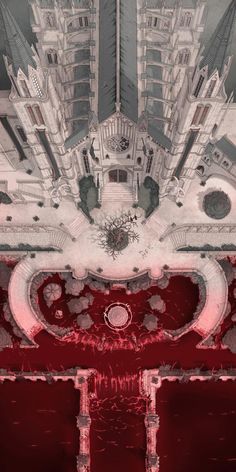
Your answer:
[200,0,236,77]
[0,0,36,77]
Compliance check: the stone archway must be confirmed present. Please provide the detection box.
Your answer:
[108,169,128,183]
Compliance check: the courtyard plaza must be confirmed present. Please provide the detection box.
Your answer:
[1,175,235,346]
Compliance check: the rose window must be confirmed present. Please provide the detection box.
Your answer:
[106,135,130,153]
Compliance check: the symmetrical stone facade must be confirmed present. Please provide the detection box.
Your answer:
[0,0,236,208]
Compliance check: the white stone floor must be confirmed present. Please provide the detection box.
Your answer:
[1,174,235,232]
[1,175,236,343]
[157,176,236,228]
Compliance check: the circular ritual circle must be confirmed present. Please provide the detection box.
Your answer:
[106,228,129,252]
[203,190,231,220]
[104,303,132,331]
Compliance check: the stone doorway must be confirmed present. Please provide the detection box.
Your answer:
[108,169,128,183]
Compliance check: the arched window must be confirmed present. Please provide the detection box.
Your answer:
[197,165,205,175]
[16,126,27,143]
[147,15,170,30]
[146,155,153,173]
[47,49,58,65]
[199,105,210,125]
[80,16,89,27]
[147,16,160,29]
[68,16,89,31]
[26,106,37,125]
[212,123,218,136]
[26,105,45,126]
[180,12,192,28]
[10,76,20,95]
[178,49,190,65]
[205,79,217,98]
[83,154,90,174]
[147,16,152,27]
[193,75,204,98]
[191,105,210,126]
[20,80,30,97]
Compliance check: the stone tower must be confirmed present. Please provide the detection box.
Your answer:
[159,0,236,203]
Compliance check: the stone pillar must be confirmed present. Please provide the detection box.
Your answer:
[75,373,93,472]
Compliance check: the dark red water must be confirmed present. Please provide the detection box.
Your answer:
[90,374,146,472]
[157,380,236,472]
[215,274,236,346]
[36,274,200,346]
[0,380,80,472]
[0,263,236,471]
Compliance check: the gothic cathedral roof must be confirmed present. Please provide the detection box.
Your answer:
[0,0,36,77]
[200,0,236,77]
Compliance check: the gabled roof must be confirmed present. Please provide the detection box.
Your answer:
[120,0,138,122]
[98,0,138,124]
[199,0,236,77]
[98,0,116,123]
[0,0,36,77]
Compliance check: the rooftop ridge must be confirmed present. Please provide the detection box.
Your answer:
[0,0,37,77]
[200,0,236,77]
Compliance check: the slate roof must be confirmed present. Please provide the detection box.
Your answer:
[146,49,162,63]
[147,99,164,118]
[120,0,138,122]
[65,122,89,150]
[0,0,36,77]
[98,0,116,122]
[98,0,138,123]
[148,121,172,150]
[146,65,162,81]
[200,0,236,77]
[144,40,173,146]
[215,136,236,162]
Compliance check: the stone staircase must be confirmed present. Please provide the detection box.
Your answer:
[101,183,134,204]
[49,230,68,249]
[170,231,187,249]
[8,258,44,343]
[64,211,90,240]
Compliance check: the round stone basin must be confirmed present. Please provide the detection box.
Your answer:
[104,302,132,331]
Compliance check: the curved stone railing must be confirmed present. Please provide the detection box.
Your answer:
[8,254,72,345]
[160,223,236,252]
[193,258,228,340]
[162,257,228,342]
[8,258,45,345]
[0,226,68,251]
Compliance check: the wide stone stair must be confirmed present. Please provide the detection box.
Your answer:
[101,183,134,205]
[63,211,91,240]
[169,230,187,249]
[49,230,68,249]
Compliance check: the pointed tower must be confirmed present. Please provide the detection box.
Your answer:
[0,1,82,204]
[159,0,236,204]
[0,0,37,78]
[199,0,236,78]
